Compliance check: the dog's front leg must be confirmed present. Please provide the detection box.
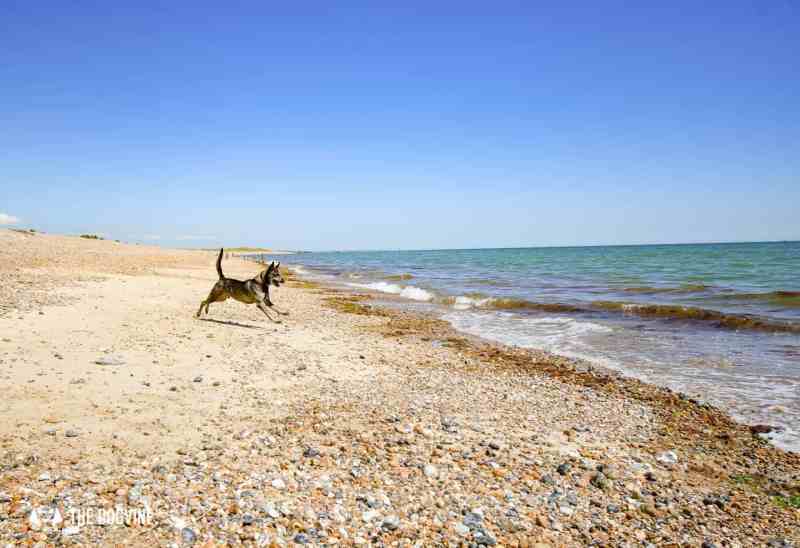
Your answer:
[263,292,289,316]
[270,304,290,316]
[257,301,282,323]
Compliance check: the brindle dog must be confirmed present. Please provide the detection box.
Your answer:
[196,248,287,322]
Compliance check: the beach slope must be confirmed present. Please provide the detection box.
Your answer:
[0,230,797,545]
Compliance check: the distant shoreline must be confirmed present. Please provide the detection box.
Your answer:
[200,246,297,254]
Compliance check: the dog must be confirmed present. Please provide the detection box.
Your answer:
[196,248,287,322]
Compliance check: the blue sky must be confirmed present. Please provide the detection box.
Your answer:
[1,2,798,250]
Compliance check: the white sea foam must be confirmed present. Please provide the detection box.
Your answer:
[451,295,492,310]
[522,315,613,336]
[443,311,612,352]
[350,282,434,302]
[400,286,435,301]
[444,311,623,378]
[352,281,402,294]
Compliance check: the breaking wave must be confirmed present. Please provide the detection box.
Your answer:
[591,301,800,333]
[444,295,800,334]
[384,273,415,281]
[443,311,613,354]
[441,295,585,313]
[350,281,435,302]
[349,280,800,334]
[706,290,800,308]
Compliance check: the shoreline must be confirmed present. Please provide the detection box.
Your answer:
[304,268,800,457]
[281,260,800,453]
[1,230,798,545]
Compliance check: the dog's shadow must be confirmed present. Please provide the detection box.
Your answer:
[199,318,263,329]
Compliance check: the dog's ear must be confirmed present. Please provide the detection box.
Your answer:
[267,261,275,272]
[276,261,281,269]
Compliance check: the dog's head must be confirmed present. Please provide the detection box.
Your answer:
[257,261,285,288]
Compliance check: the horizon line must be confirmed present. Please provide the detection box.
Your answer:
[243,238,800,254]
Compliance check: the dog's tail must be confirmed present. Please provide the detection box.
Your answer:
[216,248,224,279]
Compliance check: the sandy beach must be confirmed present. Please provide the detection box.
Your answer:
[0,229,798,547]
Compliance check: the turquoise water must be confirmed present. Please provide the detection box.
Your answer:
[262,242,800,451]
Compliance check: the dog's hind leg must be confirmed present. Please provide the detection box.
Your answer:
[196,286,225,318]
[196,296,210,318]
[257,301,282,323]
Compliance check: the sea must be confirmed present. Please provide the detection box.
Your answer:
[257,242,800,452]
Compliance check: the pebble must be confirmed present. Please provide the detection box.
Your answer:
[362,509,379,522]
[263,503,280,518]
[463,510,484,529]
[702,494,730,509]
[94,355,125,366]
[65,429,79,438]
[590,472,608,490]
[128,484,143,504]
[655,450,678,466]
[381,515,400,531]
[180,527,196,545]
[28,509,42,531]
[271,478,286,490]
[475,530,498,546]
[423,464,439,478]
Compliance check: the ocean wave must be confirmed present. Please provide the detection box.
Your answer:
[488,299,584,313]
[400,286,435,301]
[384,273,415,281]
[591,301,800,333]
[522,315,613,335]
[443,311,613,353]
[442,295,584,313]
[705,290,800,308]
[623,284,711,294]
[442,293,800,334]
[350,281,435,302]
[438,293,491,310]
[350,278,800,333]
